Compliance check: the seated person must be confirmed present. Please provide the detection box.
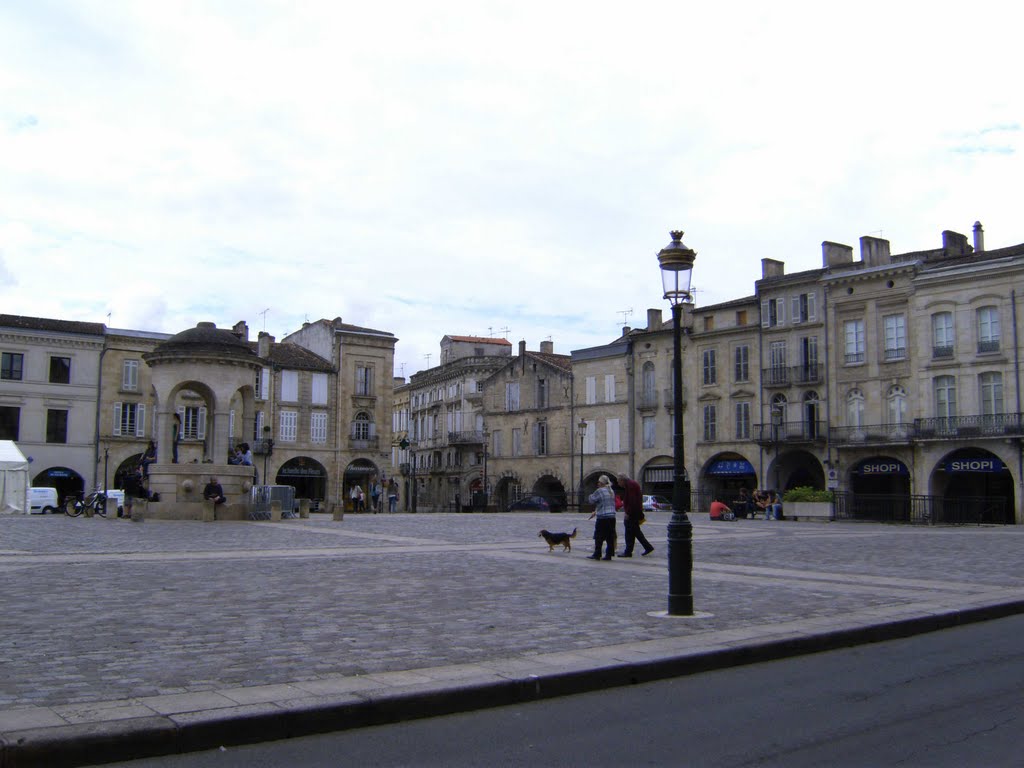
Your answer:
[140,441,157,476]
[735,487,751,517]
[709,499,733,521]
[203,477,227,506]
[768,490,783,521]
[753,489,771,517]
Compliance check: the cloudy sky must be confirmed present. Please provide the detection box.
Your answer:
[1,1,1021,378]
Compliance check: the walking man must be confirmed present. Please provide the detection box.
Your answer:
[616,473,654,557]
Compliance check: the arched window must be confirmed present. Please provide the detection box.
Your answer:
[886,386,907,427]
[352,412,374,440]
[846,389,864,428]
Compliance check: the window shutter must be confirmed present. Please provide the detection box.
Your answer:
[229,410,235,439]
[113,403,122,436]
[197,407,207,440]
[761,300,770,327]
[369,421,376,438]
[261,368,270,400]
[776,297,786,324]
[136,404,145,437]
[807,292,816,321]
[791,297,801,324]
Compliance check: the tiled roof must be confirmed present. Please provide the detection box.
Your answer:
[0,314,105,336]
[250,341,335,372]
[444,335,513,346]
[526,351,572,373]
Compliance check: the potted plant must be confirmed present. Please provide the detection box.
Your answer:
[782,486,834,521]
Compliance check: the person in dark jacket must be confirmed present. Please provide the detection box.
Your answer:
[616,473,654,557]
[203,477,227,506]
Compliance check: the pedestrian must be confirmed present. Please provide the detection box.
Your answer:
[587,474,617,560]
[350,484,364,512]
[371,480,382,513]
[616,473,654,556]
[768,490,784,521]
[171,413,181,464]
[203,476,227,506]
[387,478,399,513]
[123,465,146,518]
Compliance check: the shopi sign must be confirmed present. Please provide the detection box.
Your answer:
[944,457,1005,473]
[856,460,909,476]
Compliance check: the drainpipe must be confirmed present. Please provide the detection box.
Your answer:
[1013,290,1022,522]
[627,340,635,479]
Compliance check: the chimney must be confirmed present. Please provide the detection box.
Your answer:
[232,320,249,341]
[621,327,631,336]
[258,331,274,359]
[761,258,785,279]
[973,221,985,252]
[942,230,972,257]
[539,340,554,354]
[647,308,662,331]
[822,241,853,267]
[859,236,891,267]
[518,340,527,357]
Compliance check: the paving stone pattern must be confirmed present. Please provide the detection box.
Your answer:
[1,513,1021,710]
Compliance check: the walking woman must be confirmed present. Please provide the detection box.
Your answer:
[587,474,617,560]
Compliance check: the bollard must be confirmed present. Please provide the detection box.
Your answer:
[270,500,282,522]
[332,502,344,522]
[201,499,216,522]
[299,498,310,519]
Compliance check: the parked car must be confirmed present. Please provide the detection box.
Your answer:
[28,487,59,514]
[507,495,551,512]
[642,494,672,512]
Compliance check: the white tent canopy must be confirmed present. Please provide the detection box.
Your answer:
[0,440,30,514]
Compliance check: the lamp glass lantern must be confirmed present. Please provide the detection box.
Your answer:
[659,230,696,307]
[577,419,587,508]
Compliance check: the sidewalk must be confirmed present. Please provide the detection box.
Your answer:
[2,513,1022,767]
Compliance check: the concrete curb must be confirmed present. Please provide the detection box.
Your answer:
[4,596,1024,768]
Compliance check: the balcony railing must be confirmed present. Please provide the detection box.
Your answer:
[637,391,659,409]
[977,339,1000,353]
[761,364,823,387]
[914,413,1024,439]
[830,423,913,445]
[348,435,380,450]
[754,420,827,444]
[932,345,954,359]
[448,430,486,445]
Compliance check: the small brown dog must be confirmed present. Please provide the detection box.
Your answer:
[539,527,577,552]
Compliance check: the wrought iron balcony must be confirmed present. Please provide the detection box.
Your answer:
[761,364,823,387]
[914,413,1024,439]
[347,436,380,450]
[830,423,913,445]
[448,430,486,445]
[754,420,827,445]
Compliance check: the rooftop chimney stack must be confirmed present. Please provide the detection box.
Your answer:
[258,331,274,358]
[647,308,663,331]
[973,221,985,252]
[539,340,554,354]
[518,340,527,357]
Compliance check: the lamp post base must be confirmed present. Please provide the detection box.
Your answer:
[666,510,694,616]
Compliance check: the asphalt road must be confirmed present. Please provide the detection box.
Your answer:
[100,613,1024,767]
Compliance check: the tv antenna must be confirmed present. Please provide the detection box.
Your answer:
[617,308,633,326]
[424,353,432,367]
[259,308,271,331]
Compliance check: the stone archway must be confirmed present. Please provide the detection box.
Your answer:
[276,457,328,505]
[343,458,379,513]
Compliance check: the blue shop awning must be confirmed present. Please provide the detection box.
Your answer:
[706,459,755,476]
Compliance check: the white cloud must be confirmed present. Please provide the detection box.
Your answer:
[1,0,1022,377]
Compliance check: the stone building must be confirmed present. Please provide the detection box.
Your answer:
[481,339,573,510]
[0,315,105,502]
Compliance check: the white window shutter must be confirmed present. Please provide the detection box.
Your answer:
[776,297,786,324]
[791,297,801,324]
[229,409,235,439]
[761,300,770,327]
[197,407,207,440]
[369,421,376,437]
[261,368,270,400]
[808,292,817,321]
[136,404,145,437]
[113,403,122,436]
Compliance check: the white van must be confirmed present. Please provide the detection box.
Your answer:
[28,487,60,515]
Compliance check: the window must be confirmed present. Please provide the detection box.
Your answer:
[512,428,522,456]
[255,368,270,400]
[932,312,954,357]
[736,309,748,325]
[703,316,714,332]
[1,352,23,380]
[491,429,502,457]
[933,376,957,419]
[844,319,865,364]
[702,404,717,442]
[883,315,906,360]
[311,373,328,405]
[49,356,71,384]
[604,374,615,403]
[642,416,656,448]
[582,420,596,454]
[886,386,907,427]
[253,410,264,442]
[798,336,819,382]
[310,412,327,443]
[768,341,787,385]
[641,362,656,406]
[735,401,751,439]
[760,297,785,328]
[536,378,548,408]
[606,418,620,453]
[114,402,146,437]
[846,390,864,428]
[585,376,597,404]
[791,292,816,323]
[352,412,371,440]
[0,406,19,440]
[505,382,520,411]
[181,406,207,440]
[734,346,749,382]
[356,365,374,396]
[702,349,717,385]
[281,371,299,402]
[279,410,298,442]
[46,409,68,443]
[977,307,1000,352]
[535,422,548,455]
[122,359,139,391]
[979,372,1003,416]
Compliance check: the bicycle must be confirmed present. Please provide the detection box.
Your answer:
[63,489,108,518]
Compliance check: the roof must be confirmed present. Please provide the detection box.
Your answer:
[525,351,572,373]
[145,322,260,365]
[250,341,335,372]
[443,335,513,346]
[0,314,106,337]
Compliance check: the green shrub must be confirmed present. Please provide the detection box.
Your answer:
[782,486,833,503]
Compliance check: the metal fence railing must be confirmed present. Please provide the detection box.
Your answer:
[833,492,1011,525]
[249,485,297,521]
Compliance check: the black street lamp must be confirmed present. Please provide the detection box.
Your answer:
[482,431,489,511]
[771,404,784,491]
[577,418,587,508]
[658,229,696,616]
[262,426,274,486]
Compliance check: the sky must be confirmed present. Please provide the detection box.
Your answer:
[1,1,1021,379]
